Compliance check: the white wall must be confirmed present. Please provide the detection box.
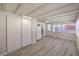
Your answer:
[41,23,47,36]
[36,22,47,40]
[0,13,6,54]
[47,32,76,41]
[0,12,38,55]
[37,22,42,40]
[22,17,32,47]
[7,14,21,53]
[31,18,37,44]
[76,18,79,53]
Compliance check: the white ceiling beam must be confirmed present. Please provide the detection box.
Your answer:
[46,7,79,18]
[1,3,5,11]
[49,9,79,18]
[38,9,79,22]
[39,8,79,20]
[33,3,73,18]
[13,3,21,14]
[27,3,49,16]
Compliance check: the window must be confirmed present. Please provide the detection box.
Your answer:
[64,23,75,33]
[51,23,75,33]
[52,25,57,32]
[47,24,52,32]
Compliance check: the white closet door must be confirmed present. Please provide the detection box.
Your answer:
[22,17,32,47]
[31,19,37,44]
[37,23,42,40]
[0,14,6,54]
[7,15,21,53]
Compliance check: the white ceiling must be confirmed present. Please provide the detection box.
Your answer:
[0,3,79,22]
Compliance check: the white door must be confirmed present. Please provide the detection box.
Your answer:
[22,17,32,47]
[37,23,42,40]
[0,13,6,54]
[7,15,21,53]
[31,19,37,44]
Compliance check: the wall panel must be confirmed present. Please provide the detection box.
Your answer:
[31,18,37,44]
[0,13,6,55]
[22,17,32,47]
[37,22,42,40]
[7,15,21,53]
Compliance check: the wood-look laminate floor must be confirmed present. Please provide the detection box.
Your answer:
[6,36,79,56]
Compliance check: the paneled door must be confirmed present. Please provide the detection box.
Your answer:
[22,17,32,47]
[31,19,37,44]
[7,15,21,53]
[37,23,42,40]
